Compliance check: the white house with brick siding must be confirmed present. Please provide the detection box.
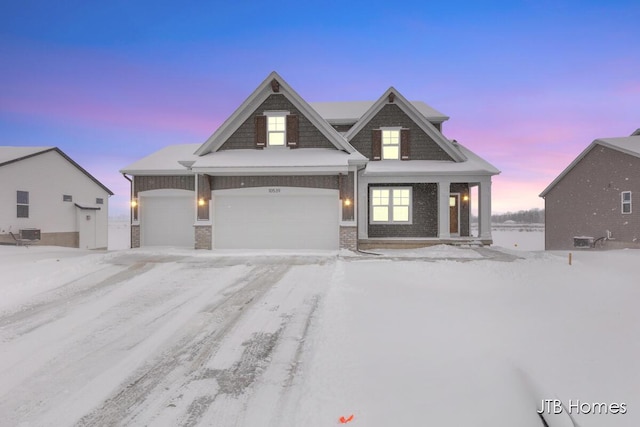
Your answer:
[0,147,113,249]
[121,72,499,250]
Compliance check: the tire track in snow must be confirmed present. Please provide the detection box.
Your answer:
[75,263,291,427]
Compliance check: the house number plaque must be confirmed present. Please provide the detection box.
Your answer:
[268,188,281,193]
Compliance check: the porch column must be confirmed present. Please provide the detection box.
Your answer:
[438,180,451,239]
[478,178,492,239]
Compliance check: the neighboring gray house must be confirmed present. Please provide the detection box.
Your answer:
[121,72,499,250]
[540,130,640,250]
[0,147,113,249]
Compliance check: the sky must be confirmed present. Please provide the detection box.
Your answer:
[1,0,638,216]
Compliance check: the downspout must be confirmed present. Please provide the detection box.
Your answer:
[122,173,133,225]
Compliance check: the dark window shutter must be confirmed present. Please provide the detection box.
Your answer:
[372,129,382,160]
[255,115,267,148]
[286,114,298,148]
[401,129,410,160]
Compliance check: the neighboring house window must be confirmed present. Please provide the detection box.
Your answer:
[382,129,400,160]
[96,198,104,205]
[621,191,632,214]
[267,114,286,146]
[370,187,411,223]
[17,190,29,218]
[63,194,73,202]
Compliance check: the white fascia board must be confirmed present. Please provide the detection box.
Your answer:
[344,87,465,162]
[361,174,494,184]
[119,169,194,176]
[195,71,356,155]
[539,141,598,197]
[191,166,349,176]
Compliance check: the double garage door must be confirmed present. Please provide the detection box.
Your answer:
[139,187,339,249]
[214,187,339,250]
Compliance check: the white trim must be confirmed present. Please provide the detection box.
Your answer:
[369,186,412,225]
[449,192,461,236]
[621,191,632,214]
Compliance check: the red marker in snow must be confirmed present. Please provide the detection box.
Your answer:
[339,414,354,423]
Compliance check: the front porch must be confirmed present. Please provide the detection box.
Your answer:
[358,236,493,250]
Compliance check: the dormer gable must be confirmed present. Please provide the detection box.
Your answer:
[195,72,357,156]
[345,88,466,162]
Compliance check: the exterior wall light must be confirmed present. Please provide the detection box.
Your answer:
[463,195,469,202]
[344,198,352,207]
[198,198,206,206]
[131,199,138,208]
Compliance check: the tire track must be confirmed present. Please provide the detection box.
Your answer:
[76,264,291,427]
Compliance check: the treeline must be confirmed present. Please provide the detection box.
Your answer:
[492,208,544,224]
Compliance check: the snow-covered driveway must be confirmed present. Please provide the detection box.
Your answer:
[0,248,331,426]
[1,245,638,427]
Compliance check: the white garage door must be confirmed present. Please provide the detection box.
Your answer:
[214,187,339,249]
[140,189,195,247]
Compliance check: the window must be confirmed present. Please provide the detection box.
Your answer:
[370,187,411,223]
[267,114,286,146]
[17,190,29,218]
[96,198,104,205]
[63,194,73,202]
[622,191,632,214]
[382,129,400,160]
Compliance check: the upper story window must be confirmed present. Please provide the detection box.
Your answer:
[382,129,400,160]
[621,191,632,214]
[63,194,73,202]
[17,190,29,218]
[266,113,287,146]
[96,198,104,205]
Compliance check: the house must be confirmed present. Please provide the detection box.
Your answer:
[121,72,499,250]
[0,147,113,249]
[540,130,640,250]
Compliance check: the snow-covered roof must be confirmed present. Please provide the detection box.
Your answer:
[309,100,449,124]
[540,135,640,197]
[1,146,114,195]
[120,144,201,175]
[632,129,640,136]
[362,142,499,177]
[0,146,53,166]
[191,148,367,175]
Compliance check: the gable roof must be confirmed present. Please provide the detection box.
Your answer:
[195,72,357,156]
[310,100,449,125]
[539,135,640,197]
[0,146,114,195]
[343,87,466,162]
[632,128,640,136]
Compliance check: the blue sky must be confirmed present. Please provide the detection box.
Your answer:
[1,0,638,215]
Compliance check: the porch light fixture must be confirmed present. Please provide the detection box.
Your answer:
[344,198,352,207]
[198,198,206,206]
[463,195,469,202]
[131,198,138,208]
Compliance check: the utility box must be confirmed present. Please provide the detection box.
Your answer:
[20,228,41,240]
[573,236,594,248]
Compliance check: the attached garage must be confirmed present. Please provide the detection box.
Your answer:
[140,189,195,247]
[213,187,339,249]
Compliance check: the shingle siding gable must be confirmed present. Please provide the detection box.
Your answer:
[545,145,640,249]
[349,104,453,161]
[219,94,336,150]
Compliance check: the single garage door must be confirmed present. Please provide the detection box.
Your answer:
[214,187,339,249]
[140,189,195,247]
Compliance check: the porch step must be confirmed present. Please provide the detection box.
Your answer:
[358,239,491,250]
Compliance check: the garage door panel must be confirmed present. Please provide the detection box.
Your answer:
[214,188,339,250]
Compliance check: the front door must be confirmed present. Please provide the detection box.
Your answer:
[449,194,460,235]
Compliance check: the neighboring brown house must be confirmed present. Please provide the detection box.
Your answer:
[540,130,640,250]
[121,72,499,250]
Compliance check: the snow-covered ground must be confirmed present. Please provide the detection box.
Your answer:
[1,227,638,426]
